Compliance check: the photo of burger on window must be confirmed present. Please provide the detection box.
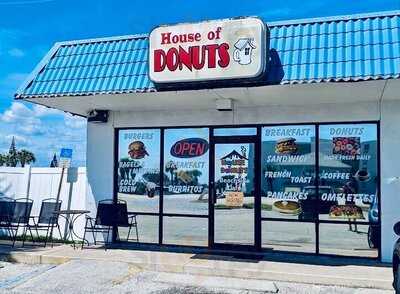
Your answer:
[275,137,298,154]
[128,141,149,159]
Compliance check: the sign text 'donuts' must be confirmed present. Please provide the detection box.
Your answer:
[149,18,267,84]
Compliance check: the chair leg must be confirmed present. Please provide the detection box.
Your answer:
[81,228,87,249]
[22,226,28,247]
[34,227,40,240]
[28,227,35,244]
[57,225,63,241]
[126,225,132,241]
[44,227,50,247]
[10,227,17,247]
[6,227,13,245]
[135,216,139,242]
[93,231,97,245]
[105,227,110,251]
[50,225,56,248]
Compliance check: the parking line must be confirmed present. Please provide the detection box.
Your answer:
[0,264,57,289]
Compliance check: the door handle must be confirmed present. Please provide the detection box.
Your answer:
[209,182,217,204]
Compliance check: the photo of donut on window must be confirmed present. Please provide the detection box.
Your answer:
[332,137,360,156]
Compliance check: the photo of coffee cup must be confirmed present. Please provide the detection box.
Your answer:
[355,169,370,182]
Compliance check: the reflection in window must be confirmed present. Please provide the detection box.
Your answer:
[214,127,257,136]
[119,215,159,244]
[318,124,378,223]
[117,129,160,213]
[319,223,378,257]
[163,217,208,246]
[214,143,255,245]
[261,126,316,220]
[262,221,315,253]
[163,128,209,215]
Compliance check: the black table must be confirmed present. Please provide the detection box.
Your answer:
[54,209,90,249]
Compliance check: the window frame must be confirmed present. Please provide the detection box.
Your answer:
[113,120,381,259]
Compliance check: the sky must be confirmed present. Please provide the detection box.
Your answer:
[0,0,398,167]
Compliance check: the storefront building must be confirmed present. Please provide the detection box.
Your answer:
[15,11,400,262]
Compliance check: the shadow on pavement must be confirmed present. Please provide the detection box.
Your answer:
[106,241,390,268]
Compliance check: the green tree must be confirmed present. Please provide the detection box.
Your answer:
[187,169,202,185]
[17,150,36,167]
[50,153,58,167]
[165,161,177,184]
[7,137,18,167]
[0,154,6,166]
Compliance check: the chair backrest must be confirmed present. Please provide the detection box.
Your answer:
[38,198,62,224]
[0,197,15,223]
[12,198,33,224]
[114,201,129,226]
[95,199,129,226]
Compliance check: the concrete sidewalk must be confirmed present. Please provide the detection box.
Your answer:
[0,244,394,290]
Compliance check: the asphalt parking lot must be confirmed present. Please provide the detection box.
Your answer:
[0,260,394,294]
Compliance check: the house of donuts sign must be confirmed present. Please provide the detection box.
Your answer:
[149,17,267,84]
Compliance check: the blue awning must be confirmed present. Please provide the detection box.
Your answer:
[15,10,400,99]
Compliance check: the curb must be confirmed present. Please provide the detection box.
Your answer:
[0,252,70,265]
[0,251,394,290]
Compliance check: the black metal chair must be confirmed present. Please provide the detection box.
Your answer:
[115,200,139,243]
[28,198,62,247]
[9,198,34,247]
[0,197,16,245]
[82,199,139,249]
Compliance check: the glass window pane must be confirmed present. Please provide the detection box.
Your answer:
[163,217,208,246]
[261,125,316,220]
[118,215,159,244]
[262,221,316,253]
[319,223,378,258]
[214,143,255,245]
[117,129,160,213]
[163,128,209,215]
[214,127,257,136]
[318,124,378,223]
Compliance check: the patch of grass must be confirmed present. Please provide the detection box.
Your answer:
[0,235,80,245]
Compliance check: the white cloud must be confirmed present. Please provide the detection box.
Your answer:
[64,113,86,129]
[8,48,25,58]
[5,134,31,147]
[1,102,45,136]
[33,104,62,117]
[0,102,87,166]
[1,102,38,123]
[17,124,46,136]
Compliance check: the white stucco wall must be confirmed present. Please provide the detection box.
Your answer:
[86,113,115,218]
[85,80,400,262]
[381,100,400,262]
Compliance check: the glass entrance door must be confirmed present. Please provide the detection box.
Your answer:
[212,141,257,248]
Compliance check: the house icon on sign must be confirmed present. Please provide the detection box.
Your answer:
[233,38,256,65]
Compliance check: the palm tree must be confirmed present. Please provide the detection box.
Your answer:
[188,169,202,185]
[17,150,36,167]
[165,161,177,184]
[0,154,5,166]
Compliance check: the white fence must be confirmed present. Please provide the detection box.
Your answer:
[0,166,88,240]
